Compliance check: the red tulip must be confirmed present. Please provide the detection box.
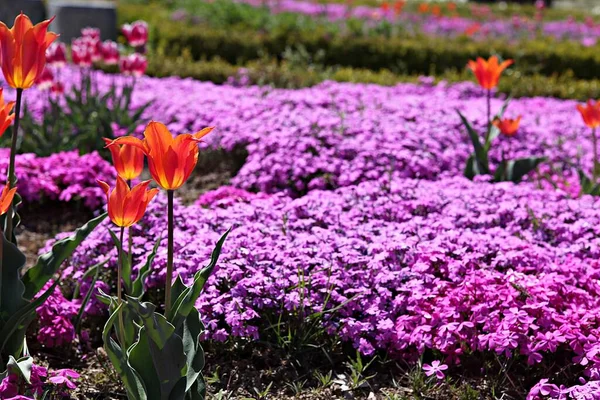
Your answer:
[0,184,17,216]
[577,100,600,129]
[467,56,513,90]
[46,42,67,68]
[493,116,522,137]
[0,88,15,138]
[98,177,158,228]
[121,21,148,47]
[0,13,58,89]
[106,121,214,190]
[101,40,119,65]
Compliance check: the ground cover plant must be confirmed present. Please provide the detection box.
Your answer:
[3,4,600,400]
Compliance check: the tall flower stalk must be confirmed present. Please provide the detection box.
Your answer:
[576,100,600,184]
[0,13,58,241]
[106,121,214,314]
[98,177,158,343]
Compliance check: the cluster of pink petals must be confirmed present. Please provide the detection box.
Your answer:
[0,148,114,209]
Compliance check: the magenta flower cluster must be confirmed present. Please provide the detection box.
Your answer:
[14,68,600,397]
[40,175,600,396]
[0,362,79,399]
[230,0,600,45]
[0,148,114,208]
[4,67,591,198]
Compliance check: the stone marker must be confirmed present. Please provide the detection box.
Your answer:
[0,0,46,24]
[47,0,117,41]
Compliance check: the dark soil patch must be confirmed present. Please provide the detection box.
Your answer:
[16,201,95,268]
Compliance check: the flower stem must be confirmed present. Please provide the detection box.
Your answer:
[127,180,133,269]
[485,88,491,144]
[592,128,598,183]
[5,88,23,242]
[165,189,174,316]
[0,231,4,309]
[117,226,126,347]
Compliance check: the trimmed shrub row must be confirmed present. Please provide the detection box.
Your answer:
[120,4,600,81]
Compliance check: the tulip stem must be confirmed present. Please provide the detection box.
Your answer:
[485,88,491,144]
[127,180,133,270]
[165,190,174,316]
[5,88,23,243]
[117,226,126,347]
[593,128,599,184]
[0,231,4,309]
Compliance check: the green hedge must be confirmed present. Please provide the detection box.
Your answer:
[120,4,600,81]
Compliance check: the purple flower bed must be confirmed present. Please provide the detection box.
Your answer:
[231,0,600,45]
[41,175,600,395]
[0,148,114,209]
[3,69,590,198]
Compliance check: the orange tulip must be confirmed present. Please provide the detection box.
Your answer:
[103,138,145,181]
[106,121,214,191]
[577,100,600,129]
[0,184,17,216]
[0,13,58,89]
[393,1,406,15]
[0,88,15,138]
[98,177,158,227]
[418,3,429,13]
[493,116,522,137]
[431,5,442,16]
[467,56,513,90]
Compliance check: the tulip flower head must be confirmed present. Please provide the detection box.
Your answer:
[103,137,144,180]
[467,56,513,90]
[35,67,54,90]
[81,27,100,40]
[71,41,92,68]
[0,88,15,138]
[121,21,148,47]
[51,81,64,96]
[98,177,158,228]
[119,53,147,77]
[493,116,522,137]
[0,184,17,216]
[106,121,214,190]
[101,40,119,65]
[46,42,67,68]
[0,13,59,89]
[577,100,600,129]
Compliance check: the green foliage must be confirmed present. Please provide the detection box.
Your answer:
[98,229,230,400]
[14,73,151,157]
[120,3,600,81]
[458,98,545,183]
[0,212,106,371]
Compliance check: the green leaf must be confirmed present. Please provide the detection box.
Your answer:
[464,154,480,180]
[128,327,162,398]
[126,297,175,350]
[22,212,107,300]
[0,276,60,364]
[497,157,547,183]
[102,304,148,400]
[181,308,205,393]
[457,110,489,175]
[108,228,132,295]
[131,235,162,298]
[6,356,33,383]
[168,229,231,327]
[73,261,106,335]
[578,169,600,196]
